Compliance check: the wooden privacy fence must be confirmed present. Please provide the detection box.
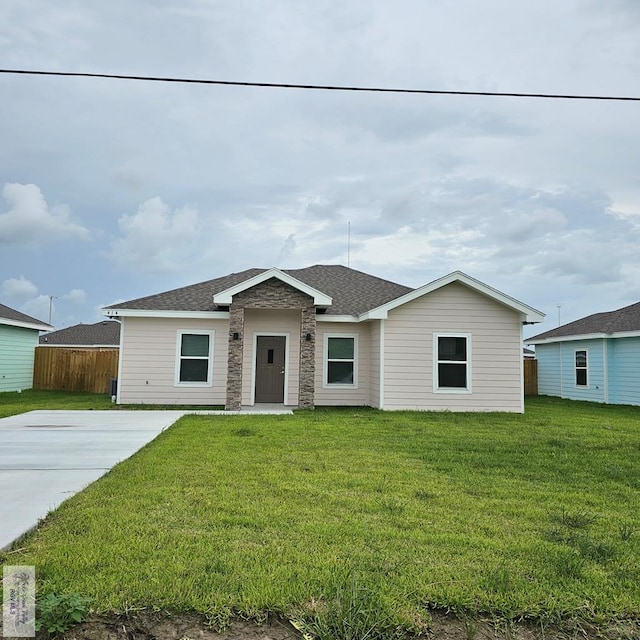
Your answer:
[33,347,119,394]
[524,358,538,396]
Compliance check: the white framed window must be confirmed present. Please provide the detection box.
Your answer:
[175,330,214,386]
[433,333,472,393]
[323,334,358,388]
[575,349,588,387]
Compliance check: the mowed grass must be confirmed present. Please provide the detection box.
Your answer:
[0,389,113,417]
[0,389,223,417]
[2,397,639,632]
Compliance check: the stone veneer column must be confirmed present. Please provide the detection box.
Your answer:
[225,306,244,410]
[298,305,316,409]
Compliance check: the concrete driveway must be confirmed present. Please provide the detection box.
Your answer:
[0,410,186,551]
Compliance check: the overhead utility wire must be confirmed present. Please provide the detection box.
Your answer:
[0,68,639,102]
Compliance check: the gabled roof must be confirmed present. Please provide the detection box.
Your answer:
[103,264,542,323]
[104,265,413,317]
[361,271,545,323]
[39,320,121,346]
[213,268,333,307]
[0,303,52,331]
[526,301,640,344]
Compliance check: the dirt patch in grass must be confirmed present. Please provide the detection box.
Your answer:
[25,611,640,640]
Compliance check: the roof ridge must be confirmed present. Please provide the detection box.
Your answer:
[286,263,414,290]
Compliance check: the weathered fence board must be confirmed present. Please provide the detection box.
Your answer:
[33,347,119,394]
[524,358,538,396]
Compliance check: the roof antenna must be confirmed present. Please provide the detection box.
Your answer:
[347,221,351,268]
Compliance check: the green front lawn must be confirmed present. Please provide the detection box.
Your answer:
[2,396,639,634]
[0,389,113,417]
[0,389,223,417]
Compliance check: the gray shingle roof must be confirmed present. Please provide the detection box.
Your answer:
[0,303,51,329]
[39,321,121,346]
[105,265,414,316]
[527,301,640,342]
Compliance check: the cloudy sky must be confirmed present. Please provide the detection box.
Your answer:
[1,1,639,337]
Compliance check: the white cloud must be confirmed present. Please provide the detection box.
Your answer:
[1,275,38,299]
[20,294,51,324]
[109,197,201,272]
[0,183,90,246]
[62,288,86,304]
[1,1,640,330]
[7,287,89,328]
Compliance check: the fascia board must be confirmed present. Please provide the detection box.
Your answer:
[103,309,230,319]
[526,330,640,345]
[525,333,607,345]
[212,268,332,306]
[0,317,52,332]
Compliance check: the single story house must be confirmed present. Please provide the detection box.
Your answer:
[39,320,121,348]
[104,265,544,412]
[0,303,52,392]
[526,301,640,405]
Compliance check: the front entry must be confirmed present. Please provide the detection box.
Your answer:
[255,336,286,403]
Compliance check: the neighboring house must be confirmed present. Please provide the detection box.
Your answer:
[39,320,121,348]
[526,301,640,405]
[523,347,536,359]
[0,303,52,392]
[34,321,120,394]
[104,265,544,412]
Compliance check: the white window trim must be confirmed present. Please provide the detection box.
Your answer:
[323,333,359,389]
[174,330,214,387]
[433,332,472,394]
[574,348,588,388]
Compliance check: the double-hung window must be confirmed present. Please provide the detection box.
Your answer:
[575,349,588,387]
[434,333,471,392]
[324,334,358,387]
[175,331,214,386]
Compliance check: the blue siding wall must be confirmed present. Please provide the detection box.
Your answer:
[0,325,39,392]
[536,340,605,403]
[536,344,561,397]
[608,337,640,406]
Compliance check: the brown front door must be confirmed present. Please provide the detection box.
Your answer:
[255,336,286,403]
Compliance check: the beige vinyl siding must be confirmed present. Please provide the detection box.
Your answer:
[118,317,228,405]
[315,322,370,406]
[369,320,381,408]
[383,282,523,412]
[242,309,301,406]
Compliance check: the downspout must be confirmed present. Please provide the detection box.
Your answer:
[379,319,385,409]
[520,323,525,413]
[116,317,124,404]
[603,337,609,404]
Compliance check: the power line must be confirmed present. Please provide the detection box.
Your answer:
[1,68,639,102]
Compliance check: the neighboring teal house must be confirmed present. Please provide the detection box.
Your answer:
[526,301,640,405]
[0,303,52,392]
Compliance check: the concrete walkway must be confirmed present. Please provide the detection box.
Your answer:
[0,407,293,551]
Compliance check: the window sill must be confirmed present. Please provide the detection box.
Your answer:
[323,383,358,390]
[174,381,213,388]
